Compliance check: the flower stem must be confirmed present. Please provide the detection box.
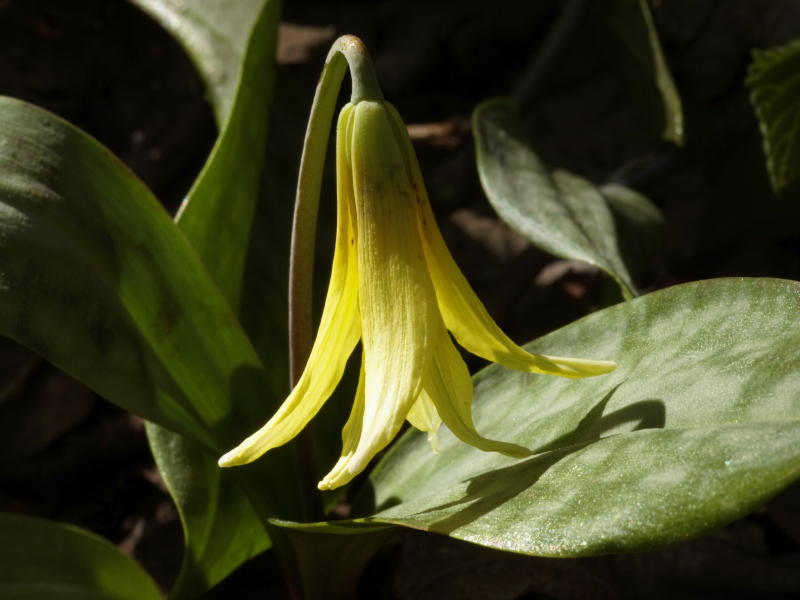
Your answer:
[288,35,381,521]
[331,35,384,103]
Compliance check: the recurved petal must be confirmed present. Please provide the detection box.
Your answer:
[381,103,615,379]
[421,204,615,377]
[332,100,440,484]
[219,106,361,467]
[427,332,531,458]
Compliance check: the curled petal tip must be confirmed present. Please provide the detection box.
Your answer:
[316,453,356,490]
[217,449,241,468]
[533,356,617,378]
[317,475,341,491]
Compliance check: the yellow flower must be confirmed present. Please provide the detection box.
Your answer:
[219,99,615,490]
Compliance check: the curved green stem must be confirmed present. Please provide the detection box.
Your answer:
[288,35,382,521]
[331,35,384,104]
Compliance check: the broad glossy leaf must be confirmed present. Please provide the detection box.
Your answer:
[747,40,800,194]
[593,0,684,144]
[128,1,287,595]
[357,278,800,556]
[0,513,161,599]
[0,96,298,513]
[474,98,664,298]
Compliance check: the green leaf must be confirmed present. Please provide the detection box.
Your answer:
[130,0,280,311]
[747,40,800,194]
[600,182,665,282]
[473,98,664,299]
[269,520,397,600]
[593,0,684,144]
[357,278,800,556]
[128,0,262,131]
[128,1,288,596]
[0,513,161,600]
[0,96,298,514]
[146,422,270,599]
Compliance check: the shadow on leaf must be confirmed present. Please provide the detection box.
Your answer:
[421,396,665,534]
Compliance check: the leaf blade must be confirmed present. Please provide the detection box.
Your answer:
[747,39,800,193]
[126,2,291,596]
[268,520,397,599]
[473,99,664,298]
[0,95,297,506]
[0,513,161,600]
[358,278,800,555]
[146,423,270,599]
[595,0,684,144]
[132,0,281,311]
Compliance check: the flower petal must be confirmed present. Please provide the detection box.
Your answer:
[427,332,531,458]
[382,103,615,379]
[333,100,440,483]
[219,106,361,467]
[422,218,615,377]
[406,392,442,452]
[318,356,366,490]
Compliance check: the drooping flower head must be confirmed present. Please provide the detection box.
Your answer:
[219,97,615,490]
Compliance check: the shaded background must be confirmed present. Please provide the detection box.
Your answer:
[0,0,799,597]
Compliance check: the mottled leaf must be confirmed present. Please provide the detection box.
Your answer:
[357,278,800,556]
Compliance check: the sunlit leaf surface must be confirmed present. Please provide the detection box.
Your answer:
[358,278,800,556]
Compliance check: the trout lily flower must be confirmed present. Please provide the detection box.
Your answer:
[219,99,615,490]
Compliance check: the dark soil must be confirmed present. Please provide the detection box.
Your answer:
[1,0,799,598]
